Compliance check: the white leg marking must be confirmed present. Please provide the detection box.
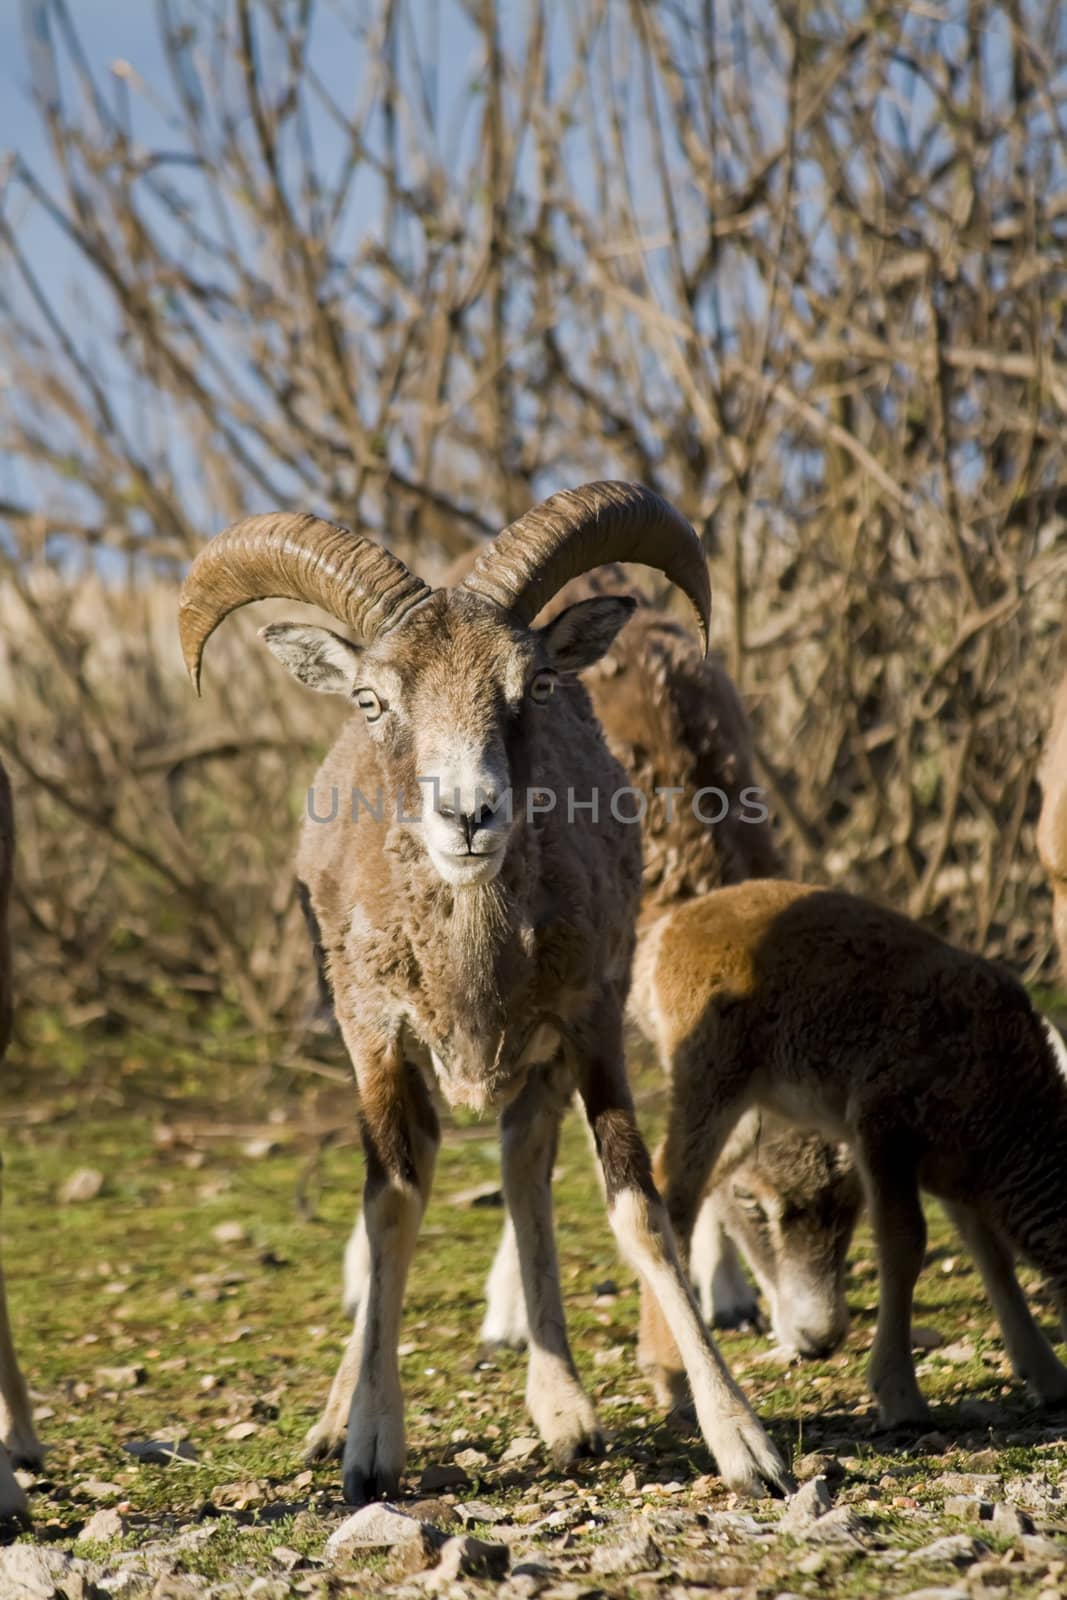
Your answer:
[340,1178,424,1500]
[610,1189,789,1496]
[479,1214,529,1349]
[342,1209,371,1320]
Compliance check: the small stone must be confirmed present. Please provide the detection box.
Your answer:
[453,1447,490,1472]
[325,1503,438,1559]
[456,1499,507,1526]
[592,1344,627,1367]
[224,1421,258,1442]
[59,1168,104,1204]
[904,1534,988,1567]
[123,1437,197,1465]
[899,1590,968,1599]
[269,1546,303,1571]
[911,1326,944,1350]
[211,1480,265,1509]
[989,1502,1034,1537]
[796,1549,830,1574]
[794,1452,845,1484]
[81,1506,125,1541]
[76,1478,124,1502]
[589,1530,661,1576]
[1020,1533,1067,1559]
[95,1364,145,1391]
[212,1221,247,1245]
[500,1436,540,1464]
[418,1463,471,1493]
[426,1533,509,1585]
[943,1495,992,1519]
[933,1339,977,1364]
[934,1473,1002,1497]
[781,1475,833,1530]
[0,1546,93,1597]
[805,1504,867,1546]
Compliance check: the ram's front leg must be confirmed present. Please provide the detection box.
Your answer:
[577,1008,792,1499]
[306,1042,438,1504]
[501,1063,602,1466]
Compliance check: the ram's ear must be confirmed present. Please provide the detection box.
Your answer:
[537,595,637,673]
[260,623,363,694]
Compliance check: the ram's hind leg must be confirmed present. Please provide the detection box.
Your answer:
[944,1201,1067,1404]
[501,1063,601,1466]
[578,1005,791,1499]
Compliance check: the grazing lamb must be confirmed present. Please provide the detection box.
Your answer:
[178,481,792,1502]
[0,761,44,1523]
[1038,667,1067,981]
[634,878,1067,1426]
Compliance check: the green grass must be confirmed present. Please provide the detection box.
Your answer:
[2,1024,1066,1595]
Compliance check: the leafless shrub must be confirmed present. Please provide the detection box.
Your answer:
[1,0,1065,1036]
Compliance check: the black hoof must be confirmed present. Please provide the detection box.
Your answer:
[342,1464,400,1506]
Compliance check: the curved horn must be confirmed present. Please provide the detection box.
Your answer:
[178,512,432,692]
[459,481,711,654]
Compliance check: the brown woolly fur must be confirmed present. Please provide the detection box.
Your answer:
[637,878,1067,1423]
[297,590,640,1112]
[1038,666,1067,981]
[541,564,781,907]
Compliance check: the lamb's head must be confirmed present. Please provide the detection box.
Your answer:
[178,483,711,888]
[721,1128,862,1359]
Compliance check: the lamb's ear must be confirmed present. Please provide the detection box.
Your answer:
[260,623,363,695]
[537,595,637,673]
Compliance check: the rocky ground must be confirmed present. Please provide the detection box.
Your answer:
[2,1022,1065,1598]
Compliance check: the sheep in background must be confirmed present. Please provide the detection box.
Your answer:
[634,878,1067,1426]
[179,481,792,1503]
[0,762,44,1524]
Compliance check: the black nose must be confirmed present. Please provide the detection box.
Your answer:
[460,804,493,845]
[438,802,492,847]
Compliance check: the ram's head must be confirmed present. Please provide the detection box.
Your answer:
[178,483,710,887]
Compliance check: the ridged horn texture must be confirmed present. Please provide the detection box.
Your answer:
[178,512,432,691]
[459,481,711,655]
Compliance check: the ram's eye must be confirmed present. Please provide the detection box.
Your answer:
[733,1189,766,1220]
[355,688,383,722]
[529,670,556,705]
